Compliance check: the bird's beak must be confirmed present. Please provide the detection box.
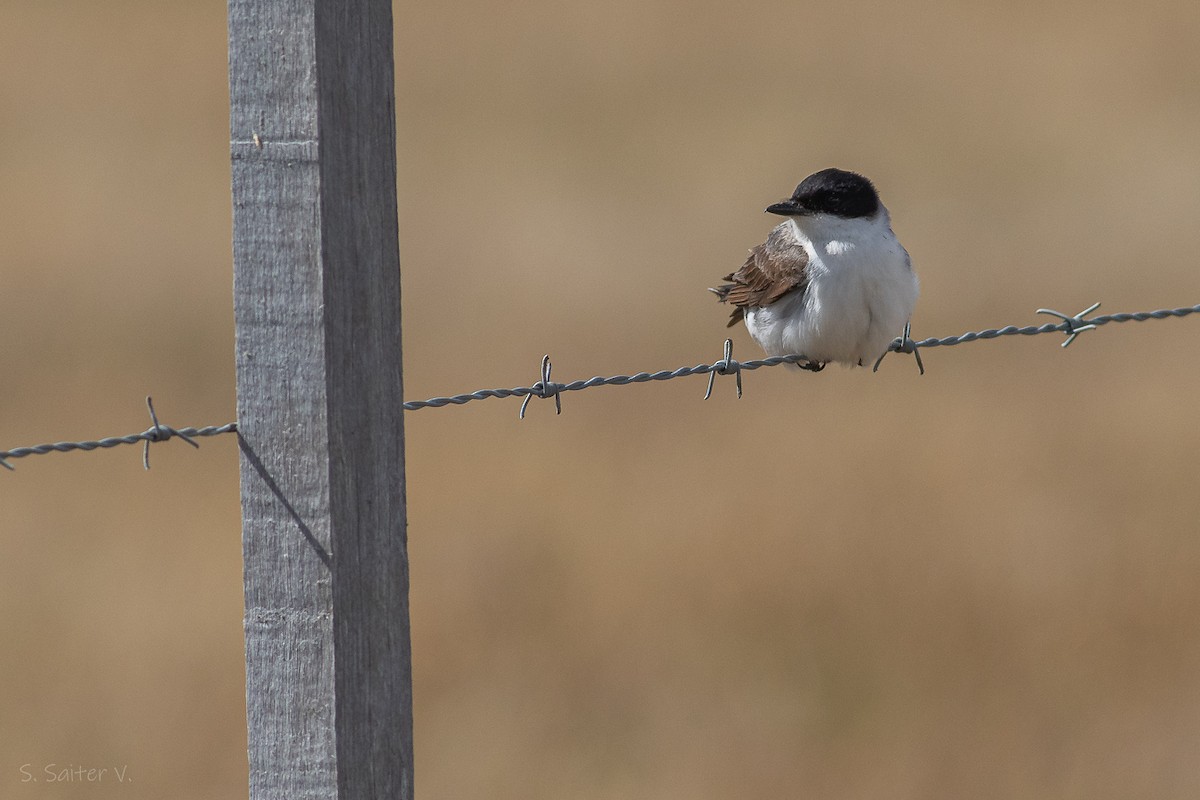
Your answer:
[765,199,806,216]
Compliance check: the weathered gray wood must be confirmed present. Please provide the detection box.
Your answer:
[228,2,412,798]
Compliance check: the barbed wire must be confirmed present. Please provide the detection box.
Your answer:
[403,302,1197,413]
[1,301,1196,470]
[0,397,237,472]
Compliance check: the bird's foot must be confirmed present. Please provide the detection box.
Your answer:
[798,360,826,372]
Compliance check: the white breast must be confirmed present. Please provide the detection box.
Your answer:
[744,215,918,367]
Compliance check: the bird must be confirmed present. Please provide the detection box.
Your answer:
[710,168,918,371]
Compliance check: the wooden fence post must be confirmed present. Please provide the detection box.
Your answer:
[228,2,413,798]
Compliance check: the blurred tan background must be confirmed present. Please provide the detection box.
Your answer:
[3,1,1200,798]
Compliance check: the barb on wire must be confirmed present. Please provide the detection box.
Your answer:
[874,321,925,374]
[142,396,200,469]
[519,354,562,419]
[704,338,742,400]
[1036,301,1102,348]
[1,301,1196,469]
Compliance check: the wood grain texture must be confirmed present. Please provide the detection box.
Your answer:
[228,1,412,798]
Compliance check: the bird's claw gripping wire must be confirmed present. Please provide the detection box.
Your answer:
[873,321,925,375]
[704,338,743,400]
[519,355,562,419]
[1036,302,1101,348]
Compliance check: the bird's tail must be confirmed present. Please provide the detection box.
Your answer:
[708,284,744,327]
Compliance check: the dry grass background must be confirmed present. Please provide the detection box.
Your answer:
[2,1,1200,798]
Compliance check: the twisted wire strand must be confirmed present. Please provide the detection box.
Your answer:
[906,304,1200,350]
[0,423,238,469]
[401,354,812,410]
[1,302,1195,468]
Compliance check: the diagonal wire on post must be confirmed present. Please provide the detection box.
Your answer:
[1,301,1196,469]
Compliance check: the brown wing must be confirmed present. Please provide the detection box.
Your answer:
[710,225,809,327]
